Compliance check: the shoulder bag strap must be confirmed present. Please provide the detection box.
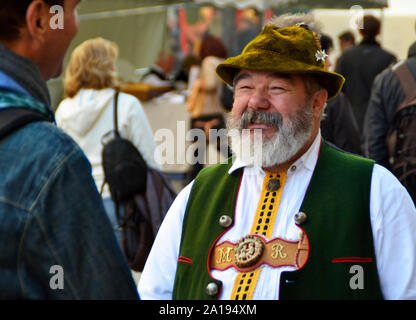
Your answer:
[113,90,120,136]
[100,90,120,195]
[393,62,416,102]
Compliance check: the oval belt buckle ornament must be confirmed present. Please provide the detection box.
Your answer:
[235,235,265,268]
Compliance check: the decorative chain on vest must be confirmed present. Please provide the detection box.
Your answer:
[230,171,286,300]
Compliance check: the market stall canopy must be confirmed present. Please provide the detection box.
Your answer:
[49,0,192,109]
[68,0,195,71]
[193,0,388,11]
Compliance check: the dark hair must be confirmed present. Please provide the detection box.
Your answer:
[0,0,64,42]
[361,15,381,40]
[199,35,227,61]
[338,31,355,44]
[320,33,333,52]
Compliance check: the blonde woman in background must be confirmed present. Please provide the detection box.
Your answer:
[56,37,161,246]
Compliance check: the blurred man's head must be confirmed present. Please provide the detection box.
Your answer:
[359,15,381,41]
[320,33,334,69]
[199,35,228,61]
[0,0,81,80]
[338,30,355,51]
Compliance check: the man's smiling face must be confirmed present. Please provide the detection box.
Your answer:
[227,69,327,170]
[232,70,310,141]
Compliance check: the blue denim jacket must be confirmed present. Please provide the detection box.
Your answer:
[0,84,139,298]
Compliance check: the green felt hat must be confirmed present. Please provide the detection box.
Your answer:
[216,25,345,100]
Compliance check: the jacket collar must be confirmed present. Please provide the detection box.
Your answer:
[359,38,380,47]
[0,90,54,122]
[0,42,50,108]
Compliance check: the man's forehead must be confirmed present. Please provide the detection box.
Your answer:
[234,70,294,84]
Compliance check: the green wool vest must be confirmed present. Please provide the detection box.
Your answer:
[173,141,383,300]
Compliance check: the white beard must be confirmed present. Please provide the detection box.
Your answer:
[226,106,314,169]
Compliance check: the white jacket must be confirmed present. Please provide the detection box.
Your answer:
[56,88,161,198]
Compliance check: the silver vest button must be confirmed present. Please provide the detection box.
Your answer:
[206,282,219,296]
[294,211,307,225]
[219,215,232,228]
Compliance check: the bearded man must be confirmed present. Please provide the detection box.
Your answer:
[138,18,416,300]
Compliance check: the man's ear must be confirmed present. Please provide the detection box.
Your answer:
[25,0,51,43]
[311,89,328,118]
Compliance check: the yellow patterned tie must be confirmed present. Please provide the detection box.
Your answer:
[230,171,286,300]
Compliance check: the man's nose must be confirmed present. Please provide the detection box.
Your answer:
[248,89,270,110]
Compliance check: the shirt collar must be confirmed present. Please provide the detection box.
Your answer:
[228,131,322,175]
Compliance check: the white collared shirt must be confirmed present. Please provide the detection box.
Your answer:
[138,133,416,300]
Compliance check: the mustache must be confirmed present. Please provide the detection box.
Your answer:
[238,110,283,130]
